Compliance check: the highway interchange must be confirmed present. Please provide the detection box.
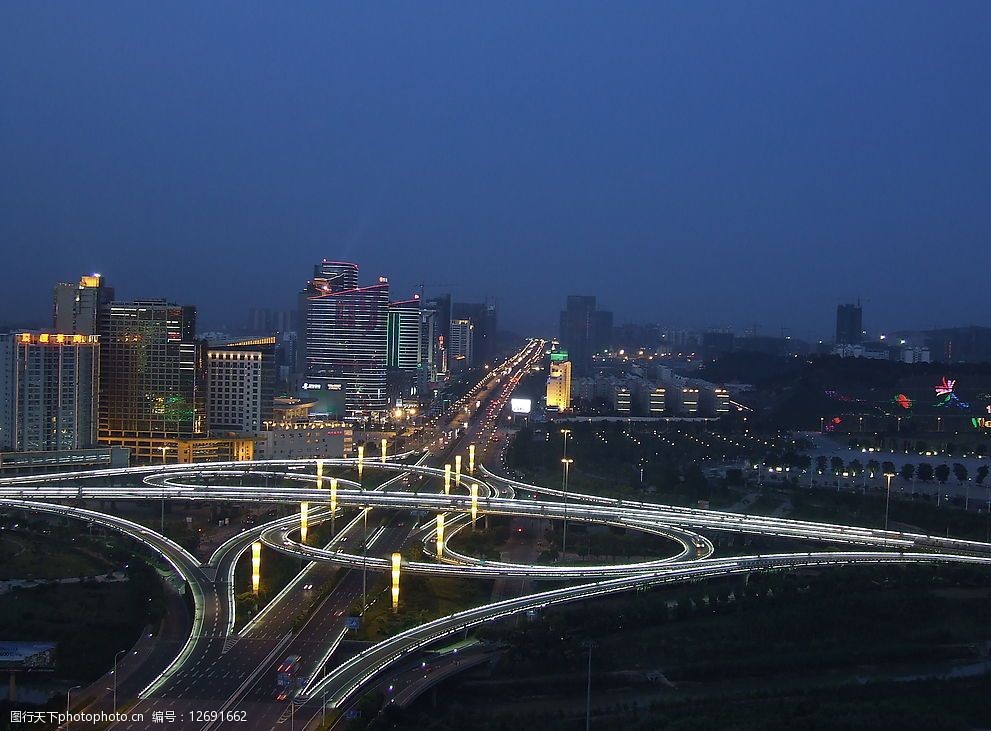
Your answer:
[5,338,991,729]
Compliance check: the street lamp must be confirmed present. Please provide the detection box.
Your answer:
[112,649,127,713]
[884,472,896,531]
[561,458,573,556]
[66,684,82,728]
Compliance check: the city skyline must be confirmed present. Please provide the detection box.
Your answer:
[2,3,990,338]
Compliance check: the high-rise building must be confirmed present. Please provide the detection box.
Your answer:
[246,308,296,335]
[207,337,275,434]
[53,274,114,335]
[98,300,207,460]
[452,300,497,367]
[387,298,423,372]
[299,262,389,415]
[836,303,863,345]
[559,295,612,376]
[423,294,451,379]
[448,319,473,371]
[0,332,100,452]
[546,358,572,411]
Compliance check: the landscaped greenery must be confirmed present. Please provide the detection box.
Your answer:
[374,564,991,730]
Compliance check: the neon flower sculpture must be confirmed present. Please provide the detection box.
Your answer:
[934,377,970,409]
[894,394,912,410]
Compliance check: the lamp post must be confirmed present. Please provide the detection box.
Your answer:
[112,649,126,713]
[561,458,573,557]
[583,641,596,731]
[884,472,895,531]
[66,685,82,729]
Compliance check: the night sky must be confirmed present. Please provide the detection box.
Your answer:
[1,2,989,340]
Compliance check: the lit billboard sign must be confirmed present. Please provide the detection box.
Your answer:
[0,642,56,671]
[510,398,532,414]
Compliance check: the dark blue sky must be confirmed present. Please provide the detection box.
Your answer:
[2,2,989,340]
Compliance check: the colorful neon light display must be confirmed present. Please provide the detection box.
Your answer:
[934,377,969,409]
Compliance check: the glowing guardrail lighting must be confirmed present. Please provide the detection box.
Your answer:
[251,541,261,594]
[392,552,402,612]
[436,514,445,558]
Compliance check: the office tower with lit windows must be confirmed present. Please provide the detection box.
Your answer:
[0,332,100,452]
[448,319,473,371]
[300,261,389,415]
[387,298,423,372]
[98,300,208,460]
[53,274,114,335]
[452,300,497,367]
[207,337,275,434]
[545,356,572,411]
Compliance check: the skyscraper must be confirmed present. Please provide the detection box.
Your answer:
[559,295,612,376]
[98,300,207,460]
[53,274,114,335]
[387,298,423,372]
[207,337,275,434]
[448,319,473,371]
[836,303,863,344]
[0,332,100,452]
[300,261,389,415]
[545,357,572,411]
[452,300,497,366]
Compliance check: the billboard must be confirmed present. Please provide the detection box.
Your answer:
[299,378,346,417]
[510,398,532,414]
[0,642,56,671]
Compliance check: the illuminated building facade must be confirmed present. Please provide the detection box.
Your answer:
[681,388,700,415]
[648,387,666,415]
[300,261,389,415]
[256,423,352,459]
[0,333,100,452]
[98,300,208,461]
[207,337,275,434]
[614,387,632,415]
[53,274,114,336]
[387,298,423,372]
[546,358,572,411]
[448,319,473,371]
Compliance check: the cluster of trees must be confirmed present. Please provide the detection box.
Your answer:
[809,455,990,486]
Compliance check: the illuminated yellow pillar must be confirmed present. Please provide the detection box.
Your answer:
[300,501,309,544]
[391,552,402,612]
[381,438,388,463]
[470,483,478,529]
[468,444,476,474]
[251,541,261,594]
[330,477,338,535]
[444,464,451,495]
[316,459,324,490]
[357,444,364,481]
[435,514,445,558]
[455,455,462,487]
